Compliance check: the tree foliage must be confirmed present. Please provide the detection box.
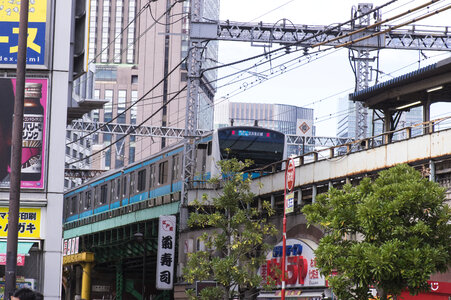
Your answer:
[184,158,278,300]
[302,164,451,300]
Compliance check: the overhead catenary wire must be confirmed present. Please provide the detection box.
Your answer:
[78,0,415,136]
[67,85,188,166]
[85,1,448,148]
[73,0,183,90]
[67,56,187,146]
[69,0,449,161]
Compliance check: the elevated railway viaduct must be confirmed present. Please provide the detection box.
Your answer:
[63,58,451,299]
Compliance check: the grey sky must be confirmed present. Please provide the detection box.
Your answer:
[215,0,451,136]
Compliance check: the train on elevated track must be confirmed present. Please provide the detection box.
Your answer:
[63,126,287,225]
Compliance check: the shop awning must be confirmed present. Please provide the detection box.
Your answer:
[0,241,34,254]
[257,291,323,299]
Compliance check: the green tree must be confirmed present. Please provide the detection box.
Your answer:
[302,164,451,300]
[184,158,278,300]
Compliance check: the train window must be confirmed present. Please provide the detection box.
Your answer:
[130,172,135,193]
[116,178,121,199]
[85,190,92,209]
[172,155,179,180]
[110,180,115,202]
[137,169,146,192]
[94,186,98,204]
[65,198,69,215]
[123,176,127,197]
[70,196,77,214]
[158,161,168,184]
[149,165,155,188]
[100,184,108,204]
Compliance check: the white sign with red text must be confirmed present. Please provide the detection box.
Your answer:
[260,239,325,288]
[156,215,176,290]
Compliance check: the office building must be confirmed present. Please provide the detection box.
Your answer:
[66,0,220,171]
[215,101,315,156]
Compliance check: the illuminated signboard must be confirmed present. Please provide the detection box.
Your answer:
[231,130,271,138]
[0,207,41,239]
[0,78,48,189]
[260,239,325,288]
[0,0,48,66]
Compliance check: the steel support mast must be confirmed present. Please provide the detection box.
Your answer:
[181,0,204,230]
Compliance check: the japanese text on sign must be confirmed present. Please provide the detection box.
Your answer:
[260,239,325,288]
[0,0,47,66]
[156,216,176,290]
[0,208,41,239]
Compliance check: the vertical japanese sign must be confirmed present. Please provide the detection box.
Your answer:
[0,207,41,239]
[0,0,47,66]
[0,78,47,189]
[156,215,176,290]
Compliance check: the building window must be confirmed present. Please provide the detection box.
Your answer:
[126,0,136,63]
[88,0,97,62]
[114,0,124,63]
[131,90,137,124]
[95,66,117,81]
[104,90,114,122]
[101,0,111,62]
[117,90,126,123]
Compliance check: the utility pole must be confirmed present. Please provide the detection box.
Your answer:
[5,0,29,297]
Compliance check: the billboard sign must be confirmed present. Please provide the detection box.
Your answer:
[0,78,47,189]
[260,239,325,288]
[0,207,42,239]
[0,0,48,67]
[156,215,176,290]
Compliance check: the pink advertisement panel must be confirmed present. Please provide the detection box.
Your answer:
[0,78,47,189]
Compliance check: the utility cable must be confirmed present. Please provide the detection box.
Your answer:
[67,57,187,145]
[67,85,187,165]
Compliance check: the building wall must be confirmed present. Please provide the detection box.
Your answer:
[81,0,219,167]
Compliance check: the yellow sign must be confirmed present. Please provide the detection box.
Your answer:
[0,207,41,239]
[0,0,47,22]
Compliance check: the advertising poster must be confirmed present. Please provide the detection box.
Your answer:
[0,207,41,239]
[0,78,47,189]
[0,0,47,66]
[260,239,325,288]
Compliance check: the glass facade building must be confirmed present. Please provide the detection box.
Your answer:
[216,101,315,156]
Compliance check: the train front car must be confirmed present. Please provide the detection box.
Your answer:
[211,126,287,178]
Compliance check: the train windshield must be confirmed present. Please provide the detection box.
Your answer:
[217,127,285,169]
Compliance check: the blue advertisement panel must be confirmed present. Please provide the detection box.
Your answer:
[0,0,47,66]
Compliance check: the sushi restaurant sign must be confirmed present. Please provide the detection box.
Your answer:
[260,239,325,288]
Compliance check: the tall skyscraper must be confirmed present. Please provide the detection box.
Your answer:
[76,0,219,170]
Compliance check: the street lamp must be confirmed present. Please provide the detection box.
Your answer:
[134,232,146,300]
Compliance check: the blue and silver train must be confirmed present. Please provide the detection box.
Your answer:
[63,126,287,225]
